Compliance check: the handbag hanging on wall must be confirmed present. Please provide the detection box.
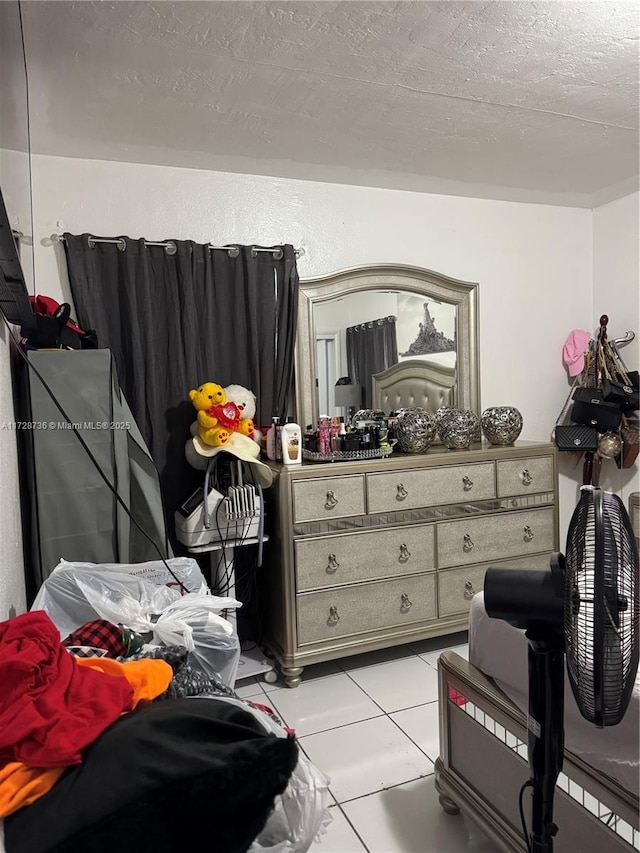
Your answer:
[553,378,599,452]
[571,386,623,431]
[554,315,637,457]
[616,413,640,469]
[599,337,640,411]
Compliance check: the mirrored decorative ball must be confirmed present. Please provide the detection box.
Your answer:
[481,406,523,446]
[439,408,478,450]
[394,407,436,453]
[468,410,482,442]
[435,406,455,434]
[598,431,622,459]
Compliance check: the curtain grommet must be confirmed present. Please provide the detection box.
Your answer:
[87,236,126,251]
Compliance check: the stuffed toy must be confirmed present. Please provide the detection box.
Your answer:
[188,383,231,447]
[223,384,256,438]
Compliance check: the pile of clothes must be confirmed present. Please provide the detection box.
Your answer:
[0,611,173,818]
[0,610,295,822]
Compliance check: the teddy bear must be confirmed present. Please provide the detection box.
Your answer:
[188,382,231,447]
[223,384,256,439]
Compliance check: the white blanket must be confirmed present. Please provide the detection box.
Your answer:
[469,592,639,796]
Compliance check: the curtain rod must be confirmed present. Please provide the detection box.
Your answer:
[50,233,304,259]
[348,315,397,331]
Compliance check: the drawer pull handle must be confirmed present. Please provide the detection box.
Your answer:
[462,475,474,491]
[400,593,413,613]
[523,525,534,543]
[464,581,475,600]
[396,483,408,501]
[399,543,412,562]
[327,605,340,626]
[521,469,533,486]
[325,490,339,509]
[463,534,474,552]
[326,554,340,574]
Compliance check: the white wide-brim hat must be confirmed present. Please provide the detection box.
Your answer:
[185,427,273,488]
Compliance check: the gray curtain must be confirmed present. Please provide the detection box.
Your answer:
[346,316,398,409]
[63,236,298,548]
[20,350,169,595]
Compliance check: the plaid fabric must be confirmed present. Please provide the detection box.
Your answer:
[65,646,109,659]
[63,620,128,657]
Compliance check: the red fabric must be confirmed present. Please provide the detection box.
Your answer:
[0,611,134,769]
[63,619,127,657]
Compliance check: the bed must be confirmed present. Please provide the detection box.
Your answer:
[435,592,639,853]
[371,357,456,417]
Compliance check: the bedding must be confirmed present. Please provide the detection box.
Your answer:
[469,591,640,796]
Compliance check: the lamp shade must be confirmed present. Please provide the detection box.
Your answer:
[334,383,362,408]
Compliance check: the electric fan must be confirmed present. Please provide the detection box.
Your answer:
[484,485,639,853]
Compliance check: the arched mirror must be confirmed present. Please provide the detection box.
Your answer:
[295,264,480,429]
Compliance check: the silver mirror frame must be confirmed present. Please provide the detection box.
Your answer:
[295,264,480,428]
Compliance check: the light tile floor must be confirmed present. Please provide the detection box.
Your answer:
[235,632,502,853]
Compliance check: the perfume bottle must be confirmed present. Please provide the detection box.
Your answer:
[318,415,331,456]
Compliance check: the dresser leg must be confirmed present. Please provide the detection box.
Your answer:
[438,794,460,816]
[281,665,304,688]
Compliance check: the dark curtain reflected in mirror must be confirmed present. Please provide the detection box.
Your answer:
[346,316,398,409]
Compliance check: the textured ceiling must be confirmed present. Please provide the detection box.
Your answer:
[20,0,640,205]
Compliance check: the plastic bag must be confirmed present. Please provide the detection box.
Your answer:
[104,556,210,595]
[154,596,242,685]
[212,698,333,853]
[31,559,242,685]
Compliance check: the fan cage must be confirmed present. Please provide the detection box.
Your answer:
[565,489,640,727]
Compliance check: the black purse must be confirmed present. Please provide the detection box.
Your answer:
[602,377,639,411]
[572,387,622,430]
[554,423,599,452]
[553,378,598,452]
[600,339,639,411]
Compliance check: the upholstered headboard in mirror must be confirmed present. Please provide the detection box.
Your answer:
[371,358,456,415]
[295,264,479,427]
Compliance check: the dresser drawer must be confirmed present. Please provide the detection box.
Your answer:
[438,553,554,617]
[295,524,435,592]
[366,462,495,513]
[496,456,554,497]
[437,507,555,569]
[292,475,365,523]
[296,573,437,645]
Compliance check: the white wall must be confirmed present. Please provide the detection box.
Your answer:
[593,192,640,508]
[29,153,596,539]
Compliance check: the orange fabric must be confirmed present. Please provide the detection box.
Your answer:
[76,657,173,707]
[0,764,66,817]
[0,658,172,817]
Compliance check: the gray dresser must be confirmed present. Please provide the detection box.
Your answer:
[262,440,558,686]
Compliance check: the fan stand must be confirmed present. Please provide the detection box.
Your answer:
[484,555,567,853]
[525,629,565,853]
